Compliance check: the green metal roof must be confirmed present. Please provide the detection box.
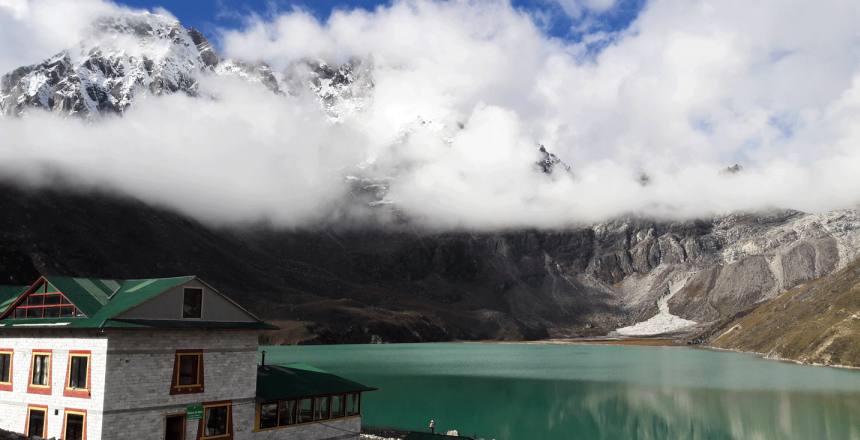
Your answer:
[256,363,376,401]
[0,276,273,331]
[0,285,29,314]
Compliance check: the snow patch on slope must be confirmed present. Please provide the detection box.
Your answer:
[615,278,697,336]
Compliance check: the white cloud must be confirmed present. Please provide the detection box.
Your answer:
[1,0,860,229]
[554,0,618,19]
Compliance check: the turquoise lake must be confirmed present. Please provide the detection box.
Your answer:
[260,343,860,439]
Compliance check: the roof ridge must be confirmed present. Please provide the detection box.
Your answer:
[119,275,196,282]
[43,275,195,282]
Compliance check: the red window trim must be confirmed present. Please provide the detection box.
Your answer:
[3,280,83,319]
[170,349,204,395]
[64,350,92,399]
[25,404,49,438]
[28,349,52,395]
[0,277,52,319]
[197,400,233,440]
[0,348,12,392]
[62,408,87,440]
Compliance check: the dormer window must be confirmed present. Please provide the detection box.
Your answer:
[11,292,81,319]
[182,288,203,319]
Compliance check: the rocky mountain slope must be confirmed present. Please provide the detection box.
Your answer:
[709,256,860,368]
[2,11,860,349]
[1,182,857,344]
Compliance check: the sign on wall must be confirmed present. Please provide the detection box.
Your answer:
[186,404,203,420]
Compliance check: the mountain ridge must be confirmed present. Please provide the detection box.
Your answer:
[1,11,859,362]
[1,181,857,346]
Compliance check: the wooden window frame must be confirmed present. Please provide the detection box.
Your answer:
[253,393,360,432]
[330,394,346,419]
[254,401,281,431]
[64,350,92,398]
[0,349,12,391]
[25,405,48,438]
[182,287,204,319]
[314,395,331,421]
[170,350,204,395]
[62,408,87,440]
[197,401,233,440]
[345,392,361,416]
[164,413,187,440]
[28,349,52,395]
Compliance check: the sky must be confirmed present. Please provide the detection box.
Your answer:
[112,0,646,44]
[1,0,860,230]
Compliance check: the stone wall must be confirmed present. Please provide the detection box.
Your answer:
[0,329,359,439]
[0,332,107,439]
[102,329,259,439]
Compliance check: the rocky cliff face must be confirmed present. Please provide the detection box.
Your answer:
[2,11,859,345]
[0,182,857,343]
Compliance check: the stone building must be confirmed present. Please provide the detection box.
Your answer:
[0,276,374,440]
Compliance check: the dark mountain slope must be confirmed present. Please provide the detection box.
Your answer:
[0,183,622,342]
[1,182,858,345]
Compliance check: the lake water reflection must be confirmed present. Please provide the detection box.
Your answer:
[261,343,860,439]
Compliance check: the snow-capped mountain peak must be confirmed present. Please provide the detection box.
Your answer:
[0,11,371,119]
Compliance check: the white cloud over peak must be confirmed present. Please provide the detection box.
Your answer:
[1,0,860,229]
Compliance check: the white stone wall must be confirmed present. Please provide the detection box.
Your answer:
[0,329,362,440]
[0,333,108,439]
[101,329,259,439]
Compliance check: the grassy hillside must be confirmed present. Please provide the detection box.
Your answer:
[710,257,860,367]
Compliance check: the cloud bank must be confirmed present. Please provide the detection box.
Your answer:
[1,0,860,229]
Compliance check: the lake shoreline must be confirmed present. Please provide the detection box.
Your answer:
[468,337,860,370]
[704,345,860,371]
[512,337,683,346]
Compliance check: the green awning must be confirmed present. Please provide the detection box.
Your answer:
[256,363,376,401]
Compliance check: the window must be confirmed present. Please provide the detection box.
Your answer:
[65,351,90,398]
[298,398,314,423]
[331,394,344,418]
[170,351,203,394]
[314,396,330,421]
[201,403,232,439]
[255,396,354,431]
[0,350,12,391]
[256,400,298,430]
[10,291,81,320]
[28,350,52,394]
[26,406,47,438]
[182,288,203,319]
[346,393,361,416]
[258,402,278,429]
[278,400,296,426]
[63,410,86,440]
